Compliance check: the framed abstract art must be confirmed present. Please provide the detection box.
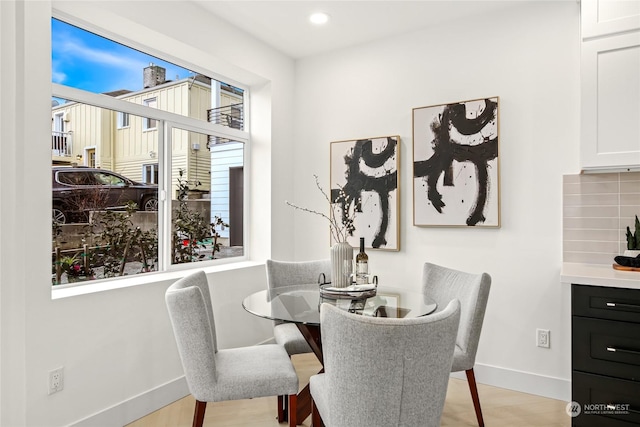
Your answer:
[330,136,400,250]
[412,97,500,227]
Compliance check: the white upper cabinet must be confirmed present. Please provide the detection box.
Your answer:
[581,0,640,170]
[582,0,640,39]
[581,31,640,169]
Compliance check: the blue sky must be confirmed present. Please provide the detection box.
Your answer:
[51,18,193,95]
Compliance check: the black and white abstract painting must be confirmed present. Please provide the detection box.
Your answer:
[412,97,500,227]
[330,136,400,250]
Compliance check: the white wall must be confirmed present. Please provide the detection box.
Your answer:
[0,2,30,425]
[290,1,581,399]
[1,1,582,426]
[1,1,297,426]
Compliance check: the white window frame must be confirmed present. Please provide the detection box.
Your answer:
[142,163,158,184]
[50,11,251,286]
[117,111,130,129]
[142,98,157,130]
[51,82,249,275]
[53,111,65,132]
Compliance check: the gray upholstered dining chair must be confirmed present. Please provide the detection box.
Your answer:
[165,270,299,427]
[309,299,461,427]
[266,259,331,422]
[266,259,332,356]
[421,262,492,427]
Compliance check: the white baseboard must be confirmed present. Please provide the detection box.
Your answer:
[452,363,571,402]
[69,377,189,427]
[68,360,570,426]
[70,339,276,426]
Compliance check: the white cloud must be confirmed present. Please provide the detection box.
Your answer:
[53,32,147,71]
[52,69,66,84]
[52,25,193,93]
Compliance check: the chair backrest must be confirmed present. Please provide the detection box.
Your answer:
[421,262,491,370]
[266,259,332,288]
[320,300,461,427]
[165,270,218,400]
[266,259,331,326]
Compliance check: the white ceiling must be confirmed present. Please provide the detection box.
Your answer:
[194,1,525,59]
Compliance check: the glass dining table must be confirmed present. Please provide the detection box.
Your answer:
[242,283,437,424]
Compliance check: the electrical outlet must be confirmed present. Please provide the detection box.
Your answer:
[536,329,550,348]
[48,367,64,395]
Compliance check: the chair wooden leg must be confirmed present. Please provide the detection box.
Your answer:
[278,353,292,423]
[288,394,298,427]
[311,397,324,427]
[278,395,288,422]
[465,368,485,427]
[193,400,207,427]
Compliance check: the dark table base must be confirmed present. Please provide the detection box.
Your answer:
[294,324,323,424]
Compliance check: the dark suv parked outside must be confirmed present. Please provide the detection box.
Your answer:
[52,166,158,224]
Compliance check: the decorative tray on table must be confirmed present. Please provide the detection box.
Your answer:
[319,284,377,300]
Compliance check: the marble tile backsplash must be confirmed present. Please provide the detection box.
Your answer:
[563,172,640,265]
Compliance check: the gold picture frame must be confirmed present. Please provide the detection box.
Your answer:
[412,97,500,227]
[330,135,400,250]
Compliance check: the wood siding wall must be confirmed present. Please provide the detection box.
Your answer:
[209,142,244,238]
[52,80,242,200]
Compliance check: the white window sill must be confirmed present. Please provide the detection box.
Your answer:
[51,260,263,299]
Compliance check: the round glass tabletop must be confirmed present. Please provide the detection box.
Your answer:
[242,284,438,326]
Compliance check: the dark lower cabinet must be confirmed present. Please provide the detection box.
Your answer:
[571,413,640,427]
[572,372,640,426]
[572,284,640,427]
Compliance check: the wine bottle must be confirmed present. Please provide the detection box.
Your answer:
[355,237,369,284]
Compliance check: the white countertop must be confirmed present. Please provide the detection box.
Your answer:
[561,263,640,290]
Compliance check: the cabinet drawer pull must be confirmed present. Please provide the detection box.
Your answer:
[605,403,639,415]
[606,346,640,356]
[606,301,640,310]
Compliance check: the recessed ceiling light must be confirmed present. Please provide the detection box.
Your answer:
[309,12,330,25]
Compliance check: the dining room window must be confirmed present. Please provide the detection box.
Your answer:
[51,17,247,286]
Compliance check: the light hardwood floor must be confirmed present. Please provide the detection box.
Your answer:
[126,354,570,427]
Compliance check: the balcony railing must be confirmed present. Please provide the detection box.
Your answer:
[52,131,72,157]
[207,103,244,147]
[207,103,244,130]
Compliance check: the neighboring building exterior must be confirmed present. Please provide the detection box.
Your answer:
[51,65,244,239]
